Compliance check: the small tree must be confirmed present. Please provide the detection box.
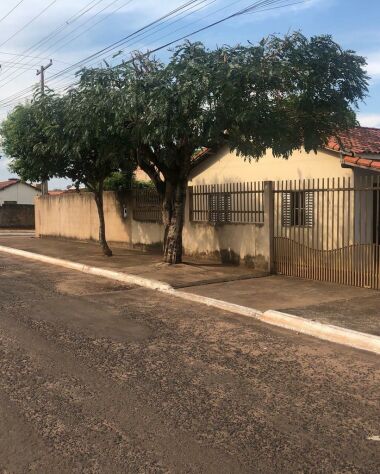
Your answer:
[58,67,132,256]
[1,67,132,256]
[121,34,368,264]
[1,91,66,183]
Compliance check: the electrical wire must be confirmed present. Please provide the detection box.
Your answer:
[49,0,288,86]
[0,0,107,87]
[0,0,305,108]
[0,0,25,24]
[0,0,299,107]
[0,0,204,96]
[35,0,218,91]
[0,0,58,49]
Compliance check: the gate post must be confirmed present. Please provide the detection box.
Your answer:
[263,181,275,274]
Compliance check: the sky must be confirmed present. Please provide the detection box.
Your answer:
[0,0,379,188]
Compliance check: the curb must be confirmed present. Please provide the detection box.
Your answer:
[259,310,380,355]
[161,289,263,318]
[0,245,172,291]
[0,244,379,355]
[162,290,380,355]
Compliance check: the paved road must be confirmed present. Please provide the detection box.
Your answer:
[0,253,379,473]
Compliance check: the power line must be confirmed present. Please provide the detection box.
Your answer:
[0,50,67,62]
[0,1,219,107]
[0,0,304,108]
[0,0,107,87]
[49,0,290,83]
[45,0,128,54]
[52,0,135,55]
[49,0,208,79]
[0,0,25,24]
[36,0,217,91]
[11,0,207,92]
[0,1,294,107]
[0,0,58,49]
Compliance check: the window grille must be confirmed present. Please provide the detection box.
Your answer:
[282,191,314,227]
[209,192,232,224]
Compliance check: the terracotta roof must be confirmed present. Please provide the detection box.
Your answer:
[342,155,380,172]
[191,147,212,167]
[0,178,20,191]
[326,127,380,155]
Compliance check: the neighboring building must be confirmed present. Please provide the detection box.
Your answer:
[0,178,41,205]
[0,179,40,228]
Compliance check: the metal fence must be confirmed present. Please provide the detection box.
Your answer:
[132,188,162,223]
[189,182,264,224]
[273,176,380,289]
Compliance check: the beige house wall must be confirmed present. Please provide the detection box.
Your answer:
[182,220,268,267]
[189,147,353,185]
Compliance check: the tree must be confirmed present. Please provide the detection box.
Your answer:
[120,33,368,264]
[1,91,66,183]
[59,67,133,256]
[1,67,132,256]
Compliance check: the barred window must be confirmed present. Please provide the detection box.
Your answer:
[282,191,314,227]
[209,192,232,224]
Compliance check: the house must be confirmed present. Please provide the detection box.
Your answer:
[189,127,380,185]
[185,126,380,288]
[34,126,380,290]
[0,179,41,228]
[0,178,41,205]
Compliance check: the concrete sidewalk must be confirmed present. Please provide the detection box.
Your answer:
[1,234,379,337]
[185,276,380,336]
[0,235,266,287]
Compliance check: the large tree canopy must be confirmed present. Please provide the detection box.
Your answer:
[1,33,368,264]
[120,33,368,263]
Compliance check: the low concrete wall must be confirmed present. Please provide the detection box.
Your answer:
[35,191,163,248]
[0,204,35,228]
[35,190,270,268]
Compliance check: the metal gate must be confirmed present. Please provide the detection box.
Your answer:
[273,176,380,289]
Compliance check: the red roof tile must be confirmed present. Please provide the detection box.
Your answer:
[342,155,380,172]
[327,127,380,155]
[0,179,19,191]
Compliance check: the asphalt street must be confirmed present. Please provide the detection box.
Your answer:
[0,253,379,473]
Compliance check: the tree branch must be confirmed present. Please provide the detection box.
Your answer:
[136,150,165,197]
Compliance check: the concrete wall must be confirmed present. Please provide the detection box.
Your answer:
[0,182,41,205]
[35,148,358,268]
[0,204,35,228]
[35,188,270,269]
[35,191,164,248]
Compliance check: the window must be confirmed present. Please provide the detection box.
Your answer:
[209,192,231,224]
[282,191,314,227]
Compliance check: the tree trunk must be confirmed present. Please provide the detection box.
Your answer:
[94,190,113,257]
[163,180,187,264]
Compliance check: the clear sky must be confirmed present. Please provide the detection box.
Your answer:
[0,0,379,188]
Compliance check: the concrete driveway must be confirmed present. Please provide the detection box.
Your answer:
[0,253,379,472]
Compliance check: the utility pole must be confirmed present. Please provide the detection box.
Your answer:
[36,59,53,196]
